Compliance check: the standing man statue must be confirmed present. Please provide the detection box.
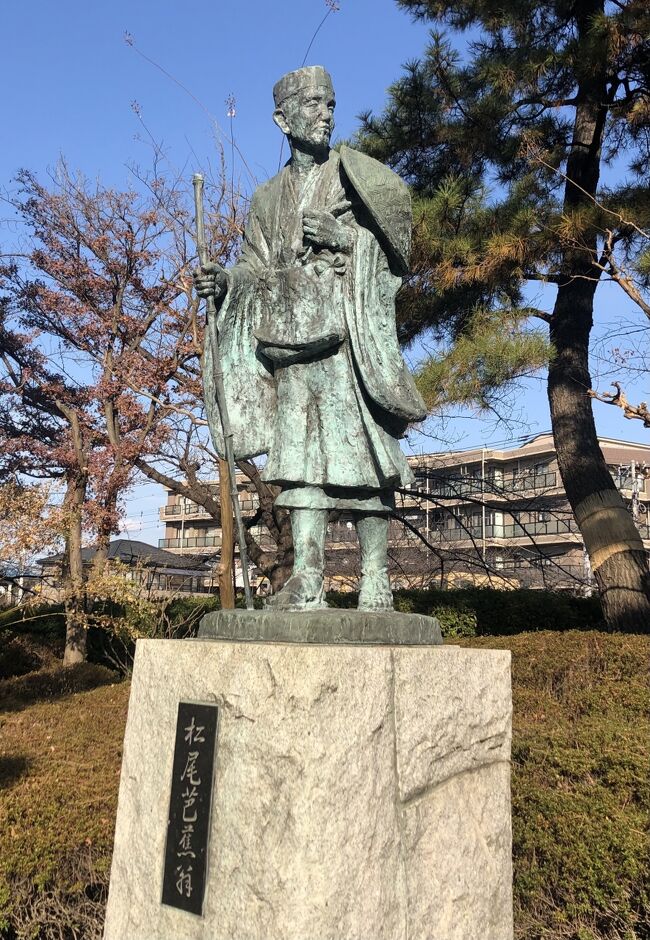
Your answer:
[195,66,426,611]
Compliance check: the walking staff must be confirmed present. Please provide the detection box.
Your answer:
[192,172,253,610]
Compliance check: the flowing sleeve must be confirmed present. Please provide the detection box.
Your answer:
[345,225,427,428]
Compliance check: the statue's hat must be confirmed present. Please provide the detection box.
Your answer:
[273,66,334,107]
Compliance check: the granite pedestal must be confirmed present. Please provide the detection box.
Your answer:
[103,610,513,939]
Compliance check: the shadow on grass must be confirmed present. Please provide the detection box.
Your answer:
[0,753,30,788]
[0,663,119,714]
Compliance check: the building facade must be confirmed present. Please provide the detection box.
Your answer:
[158,434,650,593]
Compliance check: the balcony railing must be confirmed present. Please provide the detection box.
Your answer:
[159,537,221,550]
[160,517,647,554]
[495,562,588,587]
[416,470,558,499]
[418,478,485,499]
[501,519,578,537]
[161,504,207,516]
[398,517,579,543]
[509,471,558,492]
[161,501,257,518]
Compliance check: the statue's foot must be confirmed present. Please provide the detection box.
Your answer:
[264,570,326,611]
[358,572,393,611]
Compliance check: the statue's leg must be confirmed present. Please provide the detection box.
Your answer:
[355,514,393,611]
[265,508,327,610]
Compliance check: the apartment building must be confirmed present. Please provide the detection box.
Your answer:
[394,433,650,591]
[158,433,650,593]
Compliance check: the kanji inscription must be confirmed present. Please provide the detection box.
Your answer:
[161,702,219,916]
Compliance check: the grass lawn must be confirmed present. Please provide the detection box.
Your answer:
[0,629,648,939]
[0,663,127,938]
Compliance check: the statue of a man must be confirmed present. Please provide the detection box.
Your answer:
[195,66,426,611]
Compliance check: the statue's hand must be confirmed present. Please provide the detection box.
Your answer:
[193,261,228,301]
[302,209,352,253]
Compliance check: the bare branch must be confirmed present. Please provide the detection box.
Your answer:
[589,382,650,428]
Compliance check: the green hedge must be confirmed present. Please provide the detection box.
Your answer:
[0,588,606,675]
[328,587,604,637]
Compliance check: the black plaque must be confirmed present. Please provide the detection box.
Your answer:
[161,701,218,916]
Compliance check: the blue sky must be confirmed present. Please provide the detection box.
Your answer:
[1,0,432,187]
[2,0,647,544]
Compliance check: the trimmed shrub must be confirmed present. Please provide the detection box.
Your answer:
[0,631,44,680]
[459,587,604,636]
[162,594,220,623]
[328,586,604,638]
[0,679,127,938]
[0,604,66,640]
[0,847,107,939]
[0,662,118,710]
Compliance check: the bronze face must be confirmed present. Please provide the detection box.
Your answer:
[279,85,336,154]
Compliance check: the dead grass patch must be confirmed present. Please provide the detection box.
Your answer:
[0,670,128,935]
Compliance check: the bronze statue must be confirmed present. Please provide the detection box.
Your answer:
[195,66,425,611]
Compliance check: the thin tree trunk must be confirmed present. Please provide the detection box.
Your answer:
[218,458,235,608]
[547,4,650,632]
[63,474,88,665]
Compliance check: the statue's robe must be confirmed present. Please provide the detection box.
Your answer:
[203,146,426,511]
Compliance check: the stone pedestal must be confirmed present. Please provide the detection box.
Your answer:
[103,611,513,939]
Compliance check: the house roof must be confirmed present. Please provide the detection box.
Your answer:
[38,539,211,572]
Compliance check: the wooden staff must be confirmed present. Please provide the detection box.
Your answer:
[218,457,235,609]
[193,173,253,610]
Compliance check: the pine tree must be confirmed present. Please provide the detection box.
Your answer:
[359,0,650,631]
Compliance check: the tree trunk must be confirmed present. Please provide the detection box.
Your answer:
[218,458,235,608]
[92,519,113,579]
[236,460,294,592]
[239,510,294,593]
[548,279,650,631]
[547,7,650,632]
[267,527,294,593]
[63,474,88,665]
